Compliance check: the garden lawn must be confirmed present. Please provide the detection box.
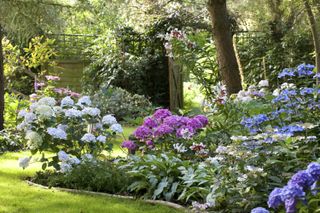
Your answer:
[0,126,182,213]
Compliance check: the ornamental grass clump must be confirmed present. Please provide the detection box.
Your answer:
[17,95,123,173]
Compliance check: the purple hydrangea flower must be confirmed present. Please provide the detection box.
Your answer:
[288,170,315,189]
[176,126,195,139]
[153,124,174,137]
[241,114,269,133]
[153,109,172,120]
[307,162,320,180]
[313,73,320,79]
[251,207,270,213]
[187,118,203,129]
[146,140,154,148]
[280,185,305,201]
[143,117,158,128]
[134,126,153,140]
[268,188,283,209]
[311,181,319,196]
[278,125,304,136]
[163,115,183,128]
[300,88,314,96]
[121,140,136,151]
[278,68,295,78]
[296,64,315,77]
[284,198,297,213]
[194,115,209,127]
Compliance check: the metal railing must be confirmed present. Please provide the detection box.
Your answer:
[46,33,97,60]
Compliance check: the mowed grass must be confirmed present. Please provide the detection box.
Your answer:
[0,126,183,213]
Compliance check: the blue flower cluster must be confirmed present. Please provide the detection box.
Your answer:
[276,125,305,136]
[278,64,315,78]
[241,114,269,133]
[252,162,320,213]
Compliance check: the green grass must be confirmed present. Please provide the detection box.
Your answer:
[0,126,183,213]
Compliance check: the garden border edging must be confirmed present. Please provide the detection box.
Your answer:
[26,180,188,212]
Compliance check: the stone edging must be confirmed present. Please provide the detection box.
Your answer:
[26,180,188,212]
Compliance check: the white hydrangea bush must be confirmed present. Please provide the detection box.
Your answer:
[17,95,123,172]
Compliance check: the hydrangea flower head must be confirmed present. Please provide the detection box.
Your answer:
[60,162,72,173]
[77,96,91,106]
[61,96,74,107]
[187,118,203,129]
[110,123,123,133]
[251,207,269,213]
[278,68,295,78]
[153,108,172,120]
[81,133,96,143]
[64,109,83,118]
[102,115,117,125]
[153,124,174,137]
[284,198,297,213]
[25,131,43,149]
[288,170,315,189]
[134,126,153,140]
[143,117,158,128]
[193,115,209,127]
[38,97,56,106]
[121,140,137,151]
[296,63,315,77]
[300,88,314,96]
[176,126,195,139]
[81,153,93,161]
[47,127,67,140]
[307,162,320,180]
[58,150,69,162]
[258,80,269,88]
[267,187,283,209]
[34,105,55,119]
[82,107,101,117]
[280,184,305,201]
[18,157,31,169]
[97,135,107,143]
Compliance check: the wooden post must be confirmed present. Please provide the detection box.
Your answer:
[168,57,183,111]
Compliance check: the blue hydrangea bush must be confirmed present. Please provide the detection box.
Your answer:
[17,95,124,172]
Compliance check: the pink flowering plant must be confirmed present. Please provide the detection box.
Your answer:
[17,95,124,172]
[121,108,209,157]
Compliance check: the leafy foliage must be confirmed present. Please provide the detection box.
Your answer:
[91,85,155,122]
[33,160,129,194]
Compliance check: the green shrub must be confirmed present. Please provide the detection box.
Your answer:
[33,160,129,194]
[92,85,155,122]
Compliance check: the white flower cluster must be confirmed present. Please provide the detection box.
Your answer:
[47,127,67,140]
[64,108,82,118]
[18,157,31,169]
[272,83,296,97]
[17,94,122,171]
[61,96,74,107]
[38,97,56,106]
[102,115,117,125]
[96,135,106,143]
[82,107,101,117]
[235,80,269,103]
[25,131,43,149]
[77,96,91,106]
[173,143,187,153]
[110,123,123,133]
[81,133,96,143]
[58,150,81,173]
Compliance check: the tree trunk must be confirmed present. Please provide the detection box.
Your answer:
[304,0,320,74]
[0,26,4,130]
[207,0,242,95]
